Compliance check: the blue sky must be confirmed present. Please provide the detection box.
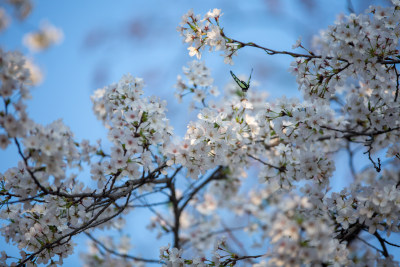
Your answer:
[1,0,387,265]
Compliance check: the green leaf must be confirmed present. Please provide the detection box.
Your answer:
[49,225,58,233]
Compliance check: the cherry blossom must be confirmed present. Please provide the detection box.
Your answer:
[2,1,400,266]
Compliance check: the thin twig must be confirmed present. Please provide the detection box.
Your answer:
[179,166,224,213]
[247,154,286,172]
[356,236,383,253]
[85,232,159,263]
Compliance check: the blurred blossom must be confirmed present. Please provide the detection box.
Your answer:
[24,59,43,85]
[0,8,10,32]
[7,0,33,20]
[23,21,64,52]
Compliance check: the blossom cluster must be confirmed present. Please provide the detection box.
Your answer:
[164,99,258,180]
[91,73,173,182]
[174,60,219,107]
[0,48,166,265]
[303,5,400,100]
[170,2,400,266]
[23,21,64,52]
[159,195,350,267]
[177,8,238,64]
[0,49,94,266]
[2,0,400,266]
[255,195,349,267]
[0,49,32,147]
[326,166,400,236]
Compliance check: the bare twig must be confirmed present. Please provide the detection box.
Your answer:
[179,166,225,213]
[85,232,159,263]
[247,154,286,173]
[356,236,383,253]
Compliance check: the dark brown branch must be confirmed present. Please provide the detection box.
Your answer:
[222,32,400,66]
[373,231,389,258]
[15,136,168,201]
[169,166,183,182]
[223,34,345,62]
[383,239,400,248]
[336,223,364,244]
[363,135,381,172]
[346,143,356,179]
[394,64,399,102]
[167,176,181,249]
